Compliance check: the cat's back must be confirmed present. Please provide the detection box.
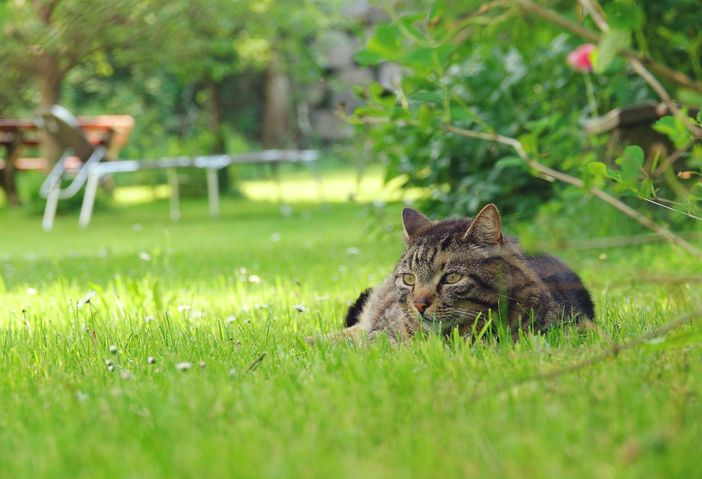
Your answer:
[524,253,595,320]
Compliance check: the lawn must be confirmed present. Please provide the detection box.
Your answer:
[0,166,700,479]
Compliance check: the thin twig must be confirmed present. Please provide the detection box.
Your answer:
[468,308,702,402]
[246,352,267,372]
[578,0,609,33]
[640,197,702,222]
[442,124,702,261]
[544,231,702,250]
[654,143,693,177]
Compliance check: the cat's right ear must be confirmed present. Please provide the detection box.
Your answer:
[402,208,431,239]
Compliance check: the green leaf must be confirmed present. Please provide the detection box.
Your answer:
[615,145,644,182]
[409,90,443,104]
[449,105,474,122]
[583,161,608,188]
[653,115,692,149]
[356,24,404,65]
[595,29,630,74]
[495,156,524,169]
[605,3,645,30]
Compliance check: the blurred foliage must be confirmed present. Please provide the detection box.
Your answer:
[0,0,345,159]
[351,0,701,225]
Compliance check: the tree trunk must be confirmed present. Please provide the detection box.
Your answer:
[206,79,231,193]
[36,51,63,169]
[261,54,293,148]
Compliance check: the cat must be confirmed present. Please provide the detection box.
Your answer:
[341,204,594,342]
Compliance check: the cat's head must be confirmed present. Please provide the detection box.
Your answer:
[394,204,506,334]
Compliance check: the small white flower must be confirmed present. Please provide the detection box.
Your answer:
[198,361,206,369]
[76,391,89,402]
[77,290,96,309]
[345,247,360,256]
[248,275,261,284]
[138,252,151,262]
[238,267,247,275]
[270,232,281,242]
[104,359,113,367]
[147,356,156,364]
[144,315,155,322]
[191,310,205,319]
[109,344,118,354]
[177,304,191,312]
[175,362,192,372]
[26,287,37,296]
[229,368,238,377]
[120,370,134,380]
[293,304,307,313]
[225,316,237,324]
[107,364,115,372]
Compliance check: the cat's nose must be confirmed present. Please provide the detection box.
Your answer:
[414,297,432,313]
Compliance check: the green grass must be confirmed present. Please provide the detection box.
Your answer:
[0,168,701,479]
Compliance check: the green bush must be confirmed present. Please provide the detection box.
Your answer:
[351,1,700,223]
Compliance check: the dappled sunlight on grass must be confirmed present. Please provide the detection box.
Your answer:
[111,162,424,206]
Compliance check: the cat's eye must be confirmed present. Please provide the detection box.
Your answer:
[402,273,416,286]
[443,272,463,284]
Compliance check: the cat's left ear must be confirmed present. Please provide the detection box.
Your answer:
[402,208,431,239]
[463,204,503,246]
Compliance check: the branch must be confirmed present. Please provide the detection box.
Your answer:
[443,124,702,261]
[468,307,702,402]
[513,0,702,94]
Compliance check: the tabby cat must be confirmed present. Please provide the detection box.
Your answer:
[342,204,594,342]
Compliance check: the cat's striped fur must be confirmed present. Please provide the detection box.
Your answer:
[342,204,594,342]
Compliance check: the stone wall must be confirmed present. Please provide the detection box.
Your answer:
[303,2,402,142]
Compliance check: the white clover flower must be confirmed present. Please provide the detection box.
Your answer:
[26,287,37,296]
[177,304,191,312]
[175,362,192,372]
[248,275,261,284]
[293,304,307,313]
[138,252,152,262]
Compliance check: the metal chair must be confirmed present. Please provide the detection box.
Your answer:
[36,106,110,231]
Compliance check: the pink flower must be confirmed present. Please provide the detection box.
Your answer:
[567,44,596,72]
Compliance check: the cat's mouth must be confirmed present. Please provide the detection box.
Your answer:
[418,313,452,331]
